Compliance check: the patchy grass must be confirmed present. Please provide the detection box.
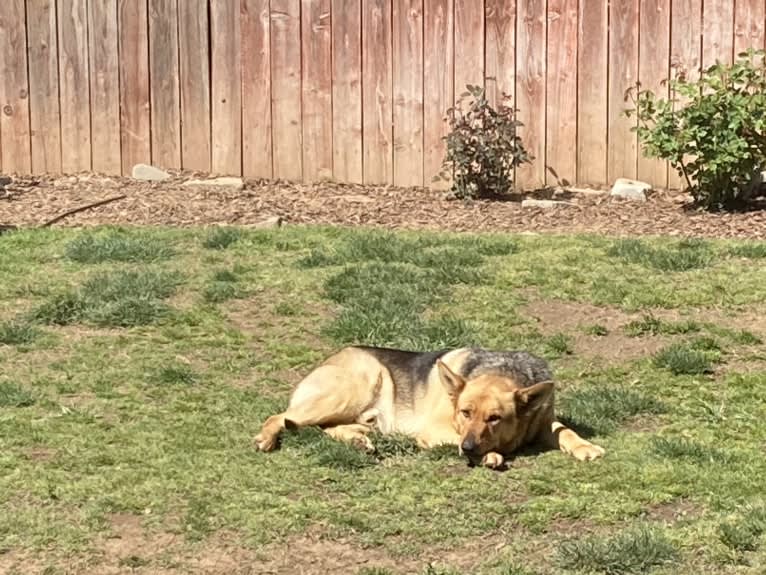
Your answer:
[0,381,35,407]
[559,386,666,435]
[653,341,718,375]
[0,319,40,346]
[202,226,243,249]
[555,525,678,574]
[607,238,713,272]
[1,226,766,574]
[32,269,181,327]
[728,242,766,259]
[65,228,175,263]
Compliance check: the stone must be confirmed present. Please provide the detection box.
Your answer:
[251,216,283,229]
[521,199,571,209]
[132,164,170,181]
[0,175,12,188]
[182,176,244,191]
[610,178,651,201]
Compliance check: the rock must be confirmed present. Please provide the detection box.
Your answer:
[251,216,283,229]
[610,178,651,201]
[182,176,244,191]
[521,199,571,209]
[0,175,12,188]
[132,164,170,181]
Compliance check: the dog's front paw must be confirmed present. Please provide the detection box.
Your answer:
[254,433,278,452]
[570,442,605,461]
[481,452,505,469]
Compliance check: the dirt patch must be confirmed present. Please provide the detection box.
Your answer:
[522,300,669,361]
[2,173,766,239]
[641,499,703,524]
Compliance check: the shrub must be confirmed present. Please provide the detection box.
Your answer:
[435,85,530,199]
[626,49,766,210]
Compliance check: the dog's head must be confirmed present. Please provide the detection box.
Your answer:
[436,360,554,460]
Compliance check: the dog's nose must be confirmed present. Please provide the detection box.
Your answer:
[461,436,478,455]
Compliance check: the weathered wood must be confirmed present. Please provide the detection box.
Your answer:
[179,0,211,171]
[26,0,61,173]
[734,0,765,56]
[546,0,578,186]
[0,0,31,174]
[423,0,454,188]
[362,0,393,184]
[58,0,91,172]
[607,0,639,183]
[515,0,546,189]
[393,0,424,187]
[637,0,670,189]
[702,0,734,67]
[271,0,303,181]
[242,0,273,179]
[331,0,363,183]
[302,0,333,181]
[669,0,701,190]
[454,0,484,95]
[485,0,515,107]
[89,0,121,174]
[211,0,242,175]
[577,0,608,186]
[149,0,181,169]
[118,0,151,174]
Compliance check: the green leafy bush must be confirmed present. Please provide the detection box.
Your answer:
[436,85,530,199]
[626,50,766,210]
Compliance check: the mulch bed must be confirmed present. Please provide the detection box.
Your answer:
[1,172,765,239]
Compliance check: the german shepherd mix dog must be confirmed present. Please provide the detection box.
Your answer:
[255,347,605,468]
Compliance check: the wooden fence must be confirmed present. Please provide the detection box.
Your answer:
[1,1,765,190]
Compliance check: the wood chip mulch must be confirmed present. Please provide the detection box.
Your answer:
[1,173,765,239]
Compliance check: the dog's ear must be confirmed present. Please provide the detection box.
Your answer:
[437,360,466,399]
[515,381,554,411]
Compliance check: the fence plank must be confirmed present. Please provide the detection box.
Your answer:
[393,0,424,187]
[485,0,515,107]
[271,0,303,181]
[702,0,734,67]
[179,0,211,171]
[637,0,670,189]
[516,0,546,189]
[26,0,61,173]
[89,0,121,174]
[331,0,363,183]
[149,0,181,169]
[362,0,393,184]
[211,1,242,175]
[455,0,484,97]
[734,0,765,55]
[423,0,453,188]
[58,0,90,172]
[546,0,577,186]
[302,0,333,181]
[668,0,701,190]
[607,0,639,183]
[0,0,31,174]
[118,0,151,174]
[577,0,608,186]
[242,0,273,179]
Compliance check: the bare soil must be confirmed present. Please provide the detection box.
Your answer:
[2,172,766,238]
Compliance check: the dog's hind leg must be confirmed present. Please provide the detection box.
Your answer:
[254,365,382,452]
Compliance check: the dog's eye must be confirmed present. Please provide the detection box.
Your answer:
[460,409,471,419]
[487,414,502,423]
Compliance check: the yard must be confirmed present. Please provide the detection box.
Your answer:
[1,218,766,574]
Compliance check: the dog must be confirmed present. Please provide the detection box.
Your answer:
[254,346,605,468]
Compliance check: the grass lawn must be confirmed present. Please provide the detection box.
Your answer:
[1,225,766,574]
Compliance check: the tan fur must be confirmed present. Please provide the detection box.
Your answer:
[254,347,605,467]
